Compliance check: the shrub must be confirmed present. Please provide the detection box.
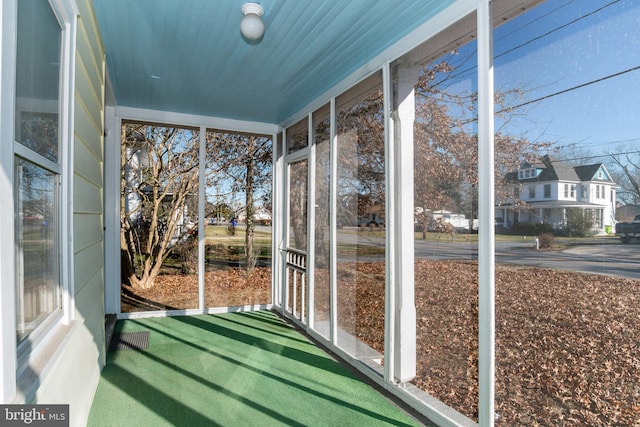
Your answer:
[174,233,198,274]
[510,221,554,236]
[537,232,555,249]
[564,208,596,237]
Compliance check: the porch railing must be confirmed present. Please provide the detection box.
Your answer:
[284,247,307,322]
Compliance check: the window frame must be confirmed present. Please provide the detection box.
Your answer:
[1,0,77,403]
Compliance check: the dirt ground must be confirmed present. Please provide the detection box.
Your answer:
[122,260,640,426]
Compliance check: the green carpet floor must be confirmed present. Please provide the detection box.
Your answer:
[88,311,423,426]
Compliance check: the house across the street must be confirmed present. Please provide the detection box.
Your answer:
[497,155,617,234]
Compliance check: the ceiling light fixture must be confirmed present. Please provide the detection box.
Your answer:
[240,3,264,41]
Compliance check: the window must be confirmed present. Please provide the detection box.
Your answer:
[14,0,64,345]
[312,104,331,339]
[15,159,60,343]
[570,185,575,198]
[529,185,535,199]
[494,1,639,424]
[409,11,479,419]
[286,117,308,154]
[336,70,386,362]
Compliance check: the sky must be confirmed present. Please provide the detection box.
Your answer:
[440,0,640,164]
[493,0,640,161]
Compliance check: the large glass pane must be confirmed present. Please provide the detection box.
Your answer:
[286,117,308,154]
[335,71,385,365]
[14,0,63,345]
[493,0,640,425]
[405,12,479,420]
[288,160,308,251]
[15,0,61,162]
[15,158,60,343]
[286,159,308,319]
[204,131,272,309]
[312,104,331,338]
[120,123,200,312]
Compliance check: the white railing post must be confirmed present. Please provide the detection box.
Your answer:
[392,60,418,383]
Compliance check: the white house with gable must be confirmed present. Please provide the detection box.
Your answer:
[497,155,617,234]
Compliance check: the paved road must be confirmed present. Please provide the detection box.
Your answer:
[496,237,640,279]
[336,229,640,280]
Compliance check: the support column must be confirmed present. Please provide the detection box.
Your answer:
[391,61,419,383]
[478,2,496,425]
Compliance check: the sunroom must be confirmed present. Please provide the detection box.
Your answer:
[2,0,640,426]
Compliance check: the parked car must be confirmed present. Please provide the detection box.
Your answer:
[615,214,640,243]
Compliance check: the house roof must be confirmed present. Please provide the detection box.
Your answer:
[91,0,457,125]
[540,155,579,181]
[575,164,614,182]
[507,154,614,184]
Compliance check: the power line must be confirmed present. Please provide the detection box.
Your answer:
[494,0,578,44]
[451,64,640,128]
[495,0,621,60]
[438,1,623,84]
[564,137,640,149]
[555,150,640,163]
[502,64,640,112]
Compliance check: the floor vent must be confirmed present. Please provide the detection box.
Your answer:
[109,331,150,351]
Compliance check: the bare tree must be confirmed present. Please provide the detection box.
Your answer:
[413,57,550,237]
[609,150,640,204]
[335,90,386,228]
[120,122,199,290]
[206,131,272,271]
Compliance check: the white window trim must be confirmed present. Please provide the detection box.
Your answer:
[0,0,78,403]
[0,0,20,404]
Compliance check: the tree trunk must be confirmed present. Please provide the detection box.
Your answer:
[120,224,137,285]
[245,137,256,272]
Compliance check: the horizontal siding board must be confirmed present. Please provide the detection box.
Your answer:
[76,56,103,121]
[77,23,103,84]
[77,0,105,73]
[74,242,104,288]
[75,63,103,133]
[75,269,104,323]
[74,98,102,160]
[74,138,102,187]
[74,213,103,252]
[74,174,102,214]
[36,1,106,426]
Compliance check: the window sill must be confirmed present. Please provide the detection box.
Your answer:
[12,321,77,404]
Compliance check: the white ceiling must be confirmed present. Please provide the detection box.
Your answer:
[92,0,456,125]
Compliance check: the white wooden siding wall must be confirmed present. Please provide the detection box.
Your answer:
[35,1,106,426]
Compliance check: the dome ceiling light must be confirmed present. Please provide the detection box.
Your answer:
[240,3,265,41]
